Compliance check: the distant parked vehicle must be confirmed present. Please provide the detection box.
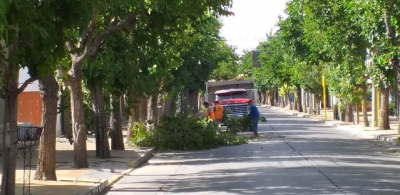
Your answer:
[205,79,256,118]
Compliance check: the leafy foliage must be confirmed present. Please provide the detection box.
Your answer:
[165,16,231,95]
[225,115,251,134]
[210,43,239,81]
[260,117,267,122]
[389,102,396,116]
[131,114,248,151]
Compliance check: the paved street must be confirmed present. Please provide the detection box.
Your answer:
[104,107,400,195]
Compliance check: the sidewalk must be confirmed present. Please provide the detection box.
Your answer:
[0,132,155,195]
[266,105,400,145]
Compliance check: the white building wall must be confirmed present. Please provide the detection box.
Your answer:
[18,67,40,92]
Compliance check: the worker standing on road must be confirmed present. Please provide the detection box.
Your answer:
[214,100,224,125]
[248,100,260,138]
[203,102,215,121]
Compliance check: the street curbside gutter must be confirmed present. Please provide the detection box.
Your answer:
[78,179,108,195]
[83,147,157,195]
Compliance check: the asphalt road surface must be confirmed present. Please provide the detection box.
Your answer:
[104,107,400,195]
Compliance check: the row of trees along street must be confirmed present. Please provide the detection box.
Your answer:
[0,1,239,194]
[239,0,400,132]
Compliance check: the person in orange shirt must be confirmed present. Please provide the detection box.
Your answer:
[203,102,215,121]
[213,100,224,124]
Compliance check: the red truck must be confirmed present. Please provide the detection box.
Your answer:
[205,79,256,118]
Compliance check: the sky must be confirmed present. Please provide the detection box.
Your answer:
[220,0,289,55]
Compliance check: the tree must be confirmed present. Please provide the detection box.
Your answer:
[210,43,239,81]
[352,0,400,130]
[256,33,298,109]
[61,3,134,164]
[165,16,230,115]
[59,0,233,165]
[83,31,152,150]
[275,0,370,124]
[237,51,254,79]
[0,0,67,193]
[65,1,234,154]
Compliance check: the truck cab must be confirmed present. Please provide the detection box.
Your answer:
[215,88,250,117]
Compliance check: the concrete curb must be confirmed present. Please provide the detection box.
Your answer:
[273,107,400,145]
[106,175,123,188]
[129,147,157,168]
[77,179,108,195]
[374,134,399,145]
[83,147,156,195]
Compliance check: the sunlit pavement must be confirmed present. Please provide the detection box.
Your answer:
[104,107,400,195]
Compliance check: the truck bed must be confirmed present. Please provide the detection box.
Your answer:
[206,79,254,93]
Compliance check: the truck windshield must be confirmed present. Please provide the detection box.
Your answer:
[216,91,247,101]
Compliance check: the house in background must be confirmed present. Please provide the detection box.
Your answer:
[18,68,69,137]
[18,68,42,126]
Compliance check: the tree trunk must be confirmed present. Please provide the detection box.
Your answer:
[345,103,354,123]
[68,74,89,167]
[134,103,140,122]
[287,92,292,110]
[150,77,163,125]
[270,89,275,106]
[379,87,391,130]
[282,94,286,108]
[316,94,321,115]
[340,112,346,122]
[88,81,110,158]
[312,94,315,114]
[296,84,303,112]
[111,95,124,150]
[159,98,164,120]
[333,104,339,120]
[274,88,279,106]
[125,92,141,145]
[164,99,173,117]
[362,81,370,127]
[303,90,307,113]
[1,41,20,194]
[34,75,58,181]
[309,93,313,114]
[60,87,72,137]
[308,93,311,113]
[262,89,267,105]
[140,99,147,122]
[355,104,360,125]
[171,98,177,116]
[125,105,135,145]
[318,96,322,115]
[120,96,126,120]
[383,6,396,130]
[182,92,190,114]
[151,93,159,125]
[188,91,199,113]
[1,82,18,195]
[258,90,262,104]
